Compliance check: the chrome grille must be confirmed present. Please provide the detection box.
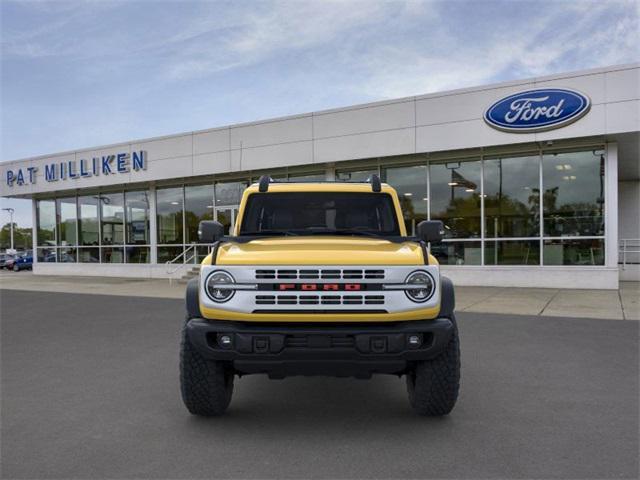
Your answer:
[255,269,385,280]
[254,294,385,306]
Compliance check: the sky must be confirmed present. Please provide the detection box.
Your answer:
[1,0,639,228]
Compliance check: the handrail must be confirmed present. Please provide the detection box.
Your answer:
[619,238,640,270]
[166,244,199,281]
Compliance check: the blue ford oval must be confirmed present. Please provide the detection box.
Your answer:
[484,88,591,132]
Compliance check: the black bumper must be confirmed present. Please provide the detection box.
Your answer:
[186,317,454,378]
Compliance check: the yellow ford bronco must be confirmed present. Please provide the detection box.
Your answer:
[180,175,460,416]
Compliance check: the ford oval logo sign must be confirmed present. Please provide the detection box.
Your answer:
[484,88,591,133]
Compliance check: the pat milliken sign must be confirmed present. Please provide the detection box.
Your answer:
[484,88,591,133]
[5,150,147,187]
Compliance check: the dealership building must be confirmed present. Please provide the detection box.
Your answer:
[1,63,638,289]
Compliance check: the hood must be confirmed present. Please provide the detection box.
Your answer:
[215,237,425,265]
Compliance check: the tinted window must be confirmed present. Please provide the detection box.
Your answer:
[240,192,400,235]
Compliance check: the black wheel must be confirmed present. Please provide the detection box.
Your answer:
[406,318,460,416]
[13,264,19,272]
[180,317,234,416]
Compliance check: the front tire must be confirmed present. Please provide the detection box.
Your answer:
[13,264,19,272]
[180,318,234,416]
[406,318,460,416]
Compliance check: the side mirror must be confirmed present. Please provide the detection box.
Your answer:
[198,221,225,243]
[416,220,445,243]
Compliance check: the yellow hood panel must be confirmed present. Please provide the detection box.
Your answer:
[215,237,426,265]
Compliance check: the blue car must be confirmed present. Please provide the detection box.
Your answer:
[10,251,33,271]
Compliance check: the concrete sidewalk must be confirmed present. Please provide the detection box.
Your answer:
[1,271,638,320]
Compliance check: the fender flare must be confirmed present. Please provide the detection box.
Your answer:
[185,277,201,319]
[439,275,455,319]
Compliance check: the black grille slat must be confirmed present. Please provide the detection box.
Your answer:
[255,268,386,280]
[256,294,384,306]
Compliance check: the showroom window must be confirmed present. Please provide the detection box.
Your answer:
[100,192,124,263]
[383,165,428,236]
[36,191,152,264]
[36,199,56,262]
[78,195,100,262]
[125,190,151,264]
[56,197,77,262]
[429,159,482,265]
[541,149,605,265]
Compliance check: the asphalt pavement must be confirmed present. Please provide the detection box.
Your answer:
[1,289,638,479]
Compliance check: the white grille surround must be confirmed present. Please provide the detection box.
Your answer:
[199,265,441,314]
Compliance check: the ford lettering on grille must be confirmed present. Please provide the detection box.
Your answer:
[278,283,362,291]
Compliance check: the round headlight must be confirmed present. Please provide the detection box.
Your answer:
[405,271,435,303]
[206,271,235,303]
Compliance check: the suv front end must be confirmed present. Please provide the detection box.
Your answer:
[180,176,460,416]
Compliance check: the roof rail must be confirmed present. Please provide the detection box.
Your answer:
[257,174,382,192]
[369,174,382,192]
[258,175,273,192]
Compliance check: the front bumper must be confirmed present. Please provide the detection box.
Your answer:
[186,317,454,378]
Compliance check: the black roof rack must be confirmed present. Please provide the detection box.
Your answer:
[256,174,383,193]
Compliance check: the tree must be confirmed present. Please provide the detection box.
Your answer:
[0,223,32,251]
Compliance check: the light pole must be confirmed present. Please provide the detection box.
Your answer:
[2,207,15,251]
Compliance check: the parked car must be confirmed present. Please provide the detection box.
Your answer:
[0,253,15,269]
[9,251,33,271]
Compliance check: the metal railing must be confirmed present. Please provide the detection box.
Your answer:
[166,244,199,282]
[619,239,640,269]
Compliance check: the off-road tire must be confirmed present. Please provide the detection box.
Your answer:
[180,317,234,416]
[406,319,460,416]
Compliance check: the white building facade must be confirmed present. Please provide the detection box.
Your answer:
[2,63,639,289]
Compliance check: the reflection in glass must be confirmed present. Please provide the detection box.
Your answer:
[157,246,183,264]
[384,165,427,235]
[288,173,326,182]
[78,247,99,263]
[125,246,150,263]
[56,197,77,246]
[431,241,482,265]
[101,246,124,263]
[216,208,236,235]
[37,247,56,262]
[157,187,184,244]
[484,240,540,265]
[484,155,540,238]
[336,170,377,182]
[101,193,124,245]
[543,238,604,265]
[185,184,214,243]
[37,200,56,246]
[78,196,99,246]
[58,247,76,262]
[542,150,605,237]
[215,181,247,205]
[430,160,481,238]
[125,191,150,245]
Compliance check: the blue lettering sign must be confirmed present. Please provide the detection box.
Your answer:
[484,88,591,132]
[102,155,113,175]
[80,159,91,177]
[27,167,37,183]
[132,150,146,170]
[4,150,147,187]
[117,153,129,173]
[68,161,79,179]
[45,164,58,182]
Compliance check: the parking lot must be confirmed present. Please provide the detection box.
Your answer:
[1,289,638,479]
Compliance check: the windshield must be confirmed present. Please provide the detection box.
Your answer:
[239,192,400,236]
